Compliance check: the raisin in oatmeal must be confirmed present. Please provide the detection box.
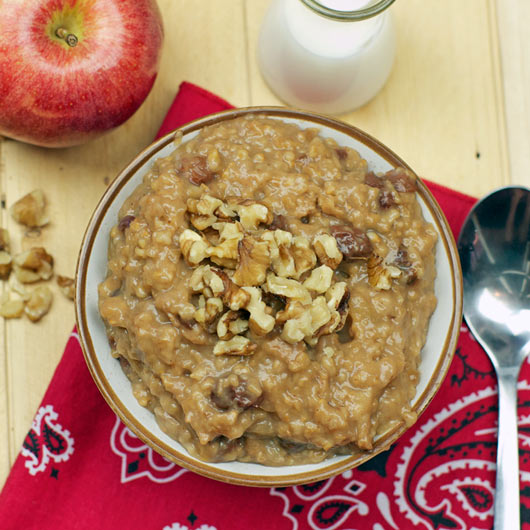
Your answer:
[98,116,437,466]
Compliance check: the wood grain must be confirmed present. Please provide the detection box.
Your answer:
[0,0,522,489]
[495,0,530,189]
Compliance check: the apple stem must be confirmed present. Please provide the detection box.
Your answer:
[55,27,78,48]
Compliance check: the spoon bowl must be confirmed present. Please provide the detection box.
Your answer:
[458,185,530,530]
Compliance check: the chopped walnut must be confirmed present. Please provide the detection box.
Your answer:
[0,251,12,279]
[57,275,75,300]
[275,300,305,324]
[213,335,257,356]
[24,285,53,322]
[194,296,224,325]
[241,286,275,336]
[13,247,54,283]
[207,222,244,269]
[217,310,249,340]
[190,264,210,292]
[367,254,402,290]
[179,229,210,266]
[187,194,224,230]
[303,265,333,294]
[313,234,343,269]
[262,229,295,278]
[233,237,270,286]
[262,230,315,279]
[8,274,30,301]
[291,237,317,278]
[0,297,24,319]
[315,311,342,338]
[230,201,273,231]
[325,282,349,311]
[281,296,332,344]
[0,228,10,252]
[265,273,312,305]
[207,238,240,267]
[10,189,49,228]
[281,311,311,344]
[211,269,250,310]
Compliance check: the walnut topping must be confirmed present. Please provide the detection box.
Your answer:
[13,247,54,283]
[24,285,53,322]
[281,296,331,344]
[303,265,333,294]
[367,254,402,290]
[275,300,305,324]
[211,269,250,310]
[291,237,317,278]
[233,237,270,286]
[262,230,316,279]
[213,336,256,356]
[313,234,343,269]
[187,194,228,231]
[217,310,249,340]
[180,191,406,354]
[179,229,210,266]
[241,286,275,336]
[265,273,312,305]
[230,201,273,231]
[10,190,49,228]
[194,295,223,325]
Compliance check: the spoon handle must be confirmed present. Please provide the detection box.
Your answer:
[494,368,520,530]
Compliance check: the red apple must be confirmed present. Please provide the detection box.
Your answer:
[0,0,164,148]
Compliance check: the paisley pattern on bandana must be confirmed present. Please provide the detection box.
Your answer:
[21,405,74,476]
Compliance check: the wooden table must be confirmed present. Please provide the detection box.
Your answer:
[1,0,529,488]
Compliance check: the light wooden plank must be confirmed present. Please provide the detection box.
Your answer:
[2,0,249,477]
[247,0,509,197]
[495,0,530,189]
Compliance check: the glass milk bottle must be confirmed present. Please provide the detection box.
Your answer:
[258,0,396,114]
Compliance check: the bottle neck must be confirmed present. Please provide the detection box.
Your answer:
[300,0,396,21]
[285,0,387,58]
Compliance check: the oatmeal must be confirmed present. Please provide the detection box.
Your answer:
[98,116,437,466]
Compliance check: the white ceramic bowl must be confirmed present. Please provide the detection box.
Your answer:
[75,107,463,487]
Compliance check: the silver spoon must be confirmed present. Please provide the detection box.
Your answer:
[458,185,530,530]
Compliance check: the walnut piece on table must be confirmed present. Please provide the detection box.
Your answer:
[13,247,54,283]
[0,297,24,319]
[57,275,75,300]
[10,189,49,228]
[24,285,53,322]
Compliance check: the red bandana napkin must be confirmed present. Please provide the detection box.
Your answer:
[1,82,529,530]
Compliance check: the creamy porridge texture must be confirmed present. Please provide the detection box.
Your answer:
[98,116,437,465]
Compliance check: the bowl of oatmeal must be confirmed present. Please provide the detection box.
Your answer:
[75,108,462,486]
